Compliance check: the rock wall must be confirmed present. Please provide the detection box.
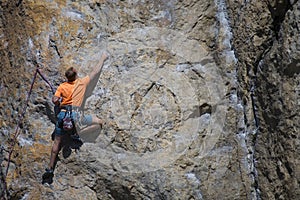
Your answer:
[0,0,299,199]
[227,0,300,199]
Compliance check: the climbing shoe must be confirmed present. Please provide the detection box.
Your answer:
[42,168,54,184]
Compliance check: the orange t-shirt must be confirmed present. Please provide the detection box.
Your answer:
[54,76,90,107]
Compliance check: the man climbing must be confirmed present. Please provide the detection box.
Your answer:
[42,52,109,184]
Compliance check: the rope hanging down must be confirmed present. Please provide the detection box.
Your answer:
[5,62,55,176]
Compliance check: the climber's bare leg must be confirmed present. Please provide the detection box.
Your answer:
[49,135,62,170]
[78,115,104,136]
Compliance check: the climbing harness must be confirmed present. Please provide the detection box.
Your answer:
[61,106,75,131]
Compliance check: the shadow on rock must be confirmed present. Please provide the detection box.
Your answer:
[62,134,83,158]
[42,134,83,184]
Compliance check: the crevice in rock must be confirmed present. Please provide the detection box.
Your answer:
[16,0,22,7]
[243,31,277,197]
[247,62,263,200]
[49,38,63,58]
[284,161,293,176]
[191,68,204,79]
[265,0,293,40]
[105,180,136,200]
[130,82,162,116]
[187,103,212,119]
[276,165,285,180]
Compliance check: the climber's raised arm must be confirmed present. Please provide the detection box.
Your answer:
[89,52,109,82]
[84,52,109,100]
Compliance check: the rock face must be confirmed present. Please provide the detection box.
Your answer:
[0,0,299,199]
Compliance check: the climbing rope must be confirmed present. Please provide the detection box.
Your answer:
[5,61,55,177]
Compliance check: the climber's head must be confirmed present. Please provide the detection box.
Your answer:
[65,67,78,82]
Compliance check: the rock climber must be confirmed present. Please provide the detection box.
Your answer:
[42,52,109,184]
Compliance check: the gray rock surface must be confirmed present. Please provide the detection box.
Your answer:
[0,0,299,199]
